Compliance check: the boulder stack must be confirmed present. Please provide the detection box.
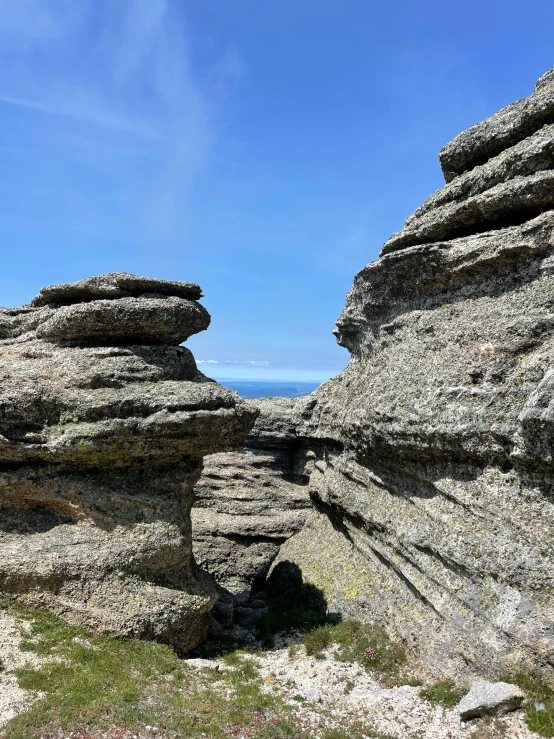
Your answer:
[0,272,257,652]
[274,69,554,678]
[382,68,554,256]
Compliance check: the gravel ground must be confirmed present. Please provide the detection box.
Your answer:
[0,610,542,739]
[0,611,43,729]
[192,643,540,739]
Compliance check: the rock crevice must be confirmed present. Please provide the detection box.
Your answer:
[193,398,312,595]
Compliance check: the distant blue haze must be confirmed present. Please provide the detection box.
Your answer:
[218,379,320,400]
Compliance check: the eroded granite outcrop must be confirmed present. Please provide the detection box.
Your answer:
[0,272,257,652]
[274,69,554,679]
[192,398,312,594]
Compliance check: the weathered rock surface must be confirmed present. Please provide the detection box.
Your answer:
[36,296,210,345]
[383,170,554,254]
[439,67,554,182]
[273,69,554,678]
[384,71,554,254]
[0,272,257,652]
[192,398,312,594]
[456,681,524,720]
[30,272,203,306]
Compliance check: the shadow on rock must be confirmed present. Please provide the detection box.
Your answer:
[194,560,339,657]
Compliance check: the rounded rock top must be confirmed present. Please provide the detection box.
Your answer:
[535,67,554,92]
[31,272,203,307]
[36,296,211,346]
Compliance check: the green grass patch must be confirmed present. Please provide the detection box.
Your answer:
[256,602,331,645]
[0,601,410,739]
[257,560,333,645]
[304,627,333,657]
[303,621,406,679]
[419,679,462,708]
[501,673,554,737]
[0,604,307,739]
[287,642,300,661]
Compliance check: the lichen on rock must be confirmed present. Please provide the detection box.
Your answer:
[271,68,554,680]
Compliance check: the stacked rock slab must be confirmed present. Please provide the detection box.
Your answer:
[192,398,313,595]
[274,69,554,678]
[0,273,257,652]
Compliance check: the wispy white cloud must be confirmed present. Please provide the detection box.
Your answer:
[196,360,219,365]
[0,93,161,139]
[0,0,243,242]
[0,0,74,41]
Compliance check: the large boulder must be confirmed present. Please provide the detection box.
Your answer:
[274,69,554,678]
[456,681,524,720]
[192,398,313,594]
[0,273,257,652]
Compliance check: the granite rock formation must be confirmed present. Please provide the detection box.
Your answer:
[192,398,312,595]
[274,69,554,679]
[0,273,257,652]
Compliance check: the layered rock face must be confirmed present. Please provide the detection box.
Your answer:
[0,273,257,652]
[275,69,554,678]
[193,398,312,594]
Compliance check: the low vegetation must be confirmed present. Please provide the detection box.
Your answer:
[5,593,544,739]
[257,564,407,685]
[501,673,554,737]
[302,620,406,680]
[1,603,300,739]
[318,730,395,739]
[0,602,399,739]
[419,679,462,708]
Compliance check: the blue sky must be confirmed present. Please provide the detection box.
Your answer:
[1,1,554,381]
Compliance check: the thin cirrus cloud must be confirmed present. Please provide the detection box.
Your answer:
[0,92,161,140]
[196,360,270,366]
[0,0,242,242]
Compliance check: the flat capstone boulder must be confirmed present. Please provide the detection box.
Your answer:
[30,271,203,306]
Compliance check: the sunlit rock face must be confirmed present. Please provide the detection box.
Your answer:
[0,272,258,652]
[274,69,554,679]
